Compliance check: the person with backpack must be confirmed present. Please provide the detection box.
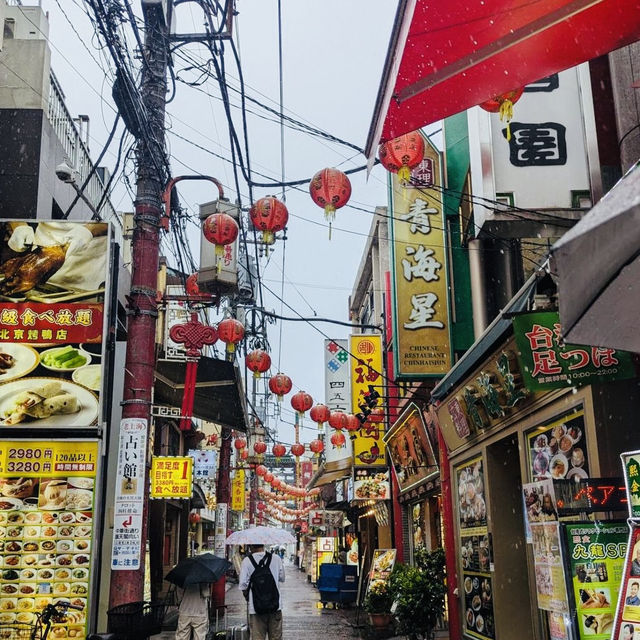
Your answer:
[239,543,285,640]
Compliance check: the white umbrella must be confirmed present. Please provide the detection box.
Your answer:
[225,525,296,546]
[551,162,640,352]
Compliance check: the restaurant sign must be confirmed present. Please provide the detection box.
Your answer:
[231,469,245,512]
[513,311,636,391]
[384,402,438,494]
[389,134,451,379]
[150,456,193,498]
[622,450,640,520]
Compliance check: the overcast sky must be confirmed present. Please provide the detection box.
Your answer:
[37,1,437,447]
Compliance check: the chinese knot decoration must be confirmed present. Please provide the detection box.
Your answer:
[246,349,271,378]
[217,316,245,358]
[269,373,293,402]
[249,196,289,246]
[203,212,239,271]
[309,168,351,238]
[169,312,218,431]
[378,131,425,185]
[479,88,524,141]
[310,404,331,430]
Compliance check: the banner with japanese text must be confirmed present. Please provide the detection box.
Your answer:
[622,451,640,520]
[231,469,245,512]
[389,136,452,379]
[0,439,99,639]
[349,334,385,466]
[150,456,193,498]
[513,311,636,391]
[0,220,112,430]
[324,339,353,465]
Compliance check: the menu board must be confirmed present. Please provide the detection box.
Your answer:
[0,440,98,638]
[527,407,589,483]
[457,457,495,639]
[565,522,627,640]
[353,467,390,501]
[0,221,111,430]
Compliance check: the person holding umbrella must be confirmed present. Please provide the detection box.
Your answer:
[166,553,231,640]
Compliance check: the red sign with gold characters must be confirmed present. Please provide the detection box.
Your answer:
[0,220,111,430]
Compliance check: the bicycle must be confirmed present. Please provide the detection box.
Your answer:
[0,600,84,640]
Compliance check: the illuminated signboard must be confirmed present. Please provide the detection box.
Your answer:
[554,478,628,516]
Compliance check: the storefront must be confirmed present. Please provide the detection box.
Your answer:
[384,402,441,563]
[433,302,640,640]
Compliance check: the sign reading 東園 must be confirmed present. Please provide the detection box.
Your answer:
[150,456,194,498]
[389,137,452,379]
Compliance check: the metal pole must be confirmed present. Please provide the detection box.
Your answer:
[108,3,168,608]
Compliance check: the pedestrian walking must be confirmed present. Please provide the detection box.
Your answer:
[239,543,285,640]
[175,582,210,640]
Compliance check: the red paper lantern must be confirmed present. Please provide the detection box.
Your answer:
[309,439,324,455]
[368,407,385,423]
[309,404,331,429]
[328,411,347,431]
[186,273,200,296]
[290,443,305,458]
[246,349,271,378]
[479,88,524,141]
[309,168,352,230]
[330,431,346,449]
[189,512,201,525]
[291,391,313,416]
[234,437,247,451]
[250,196,289,245]
[203,212,239,259]
[257,502,266,512]
[269,373,293,401]
[378,131,425,185]
[344,414,361,432]
[256,464,268,477]
[218,317,245,355]
[272,443,286,459]
[240,449,249,460]
[253,441,267,457]
[264,472,274,483]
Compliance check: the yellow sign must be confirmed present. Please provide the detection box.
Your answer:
[231,469,245,512]
[0,440,99,477]
[350,334,386,466]
[150,456,193,498]
[389,135,452,378]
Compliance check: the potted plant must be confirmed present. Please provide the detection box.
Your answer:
[388,547,446,640]
[363,579,395,628]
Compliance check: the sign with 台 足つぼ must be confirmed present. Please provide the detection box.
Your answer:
[389,135,452,379]
[150,456,193,498]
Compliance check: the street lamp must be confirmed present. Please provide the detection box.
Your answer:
[55,162,101,220]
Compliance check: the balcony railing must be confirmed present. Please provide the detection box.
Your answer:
[47,71,124,245]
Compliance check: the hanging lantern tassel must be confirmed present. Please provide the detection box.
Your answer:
[324,204,335,240]
[499,98,515,142]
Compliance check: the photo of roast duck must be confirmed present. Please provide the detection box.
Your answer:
[0,244,68,296]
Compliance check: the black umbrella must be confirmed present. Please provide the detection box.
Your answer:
[165,553,231,587]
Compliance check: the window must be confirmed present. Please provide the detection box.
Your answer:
[4,19,15,40]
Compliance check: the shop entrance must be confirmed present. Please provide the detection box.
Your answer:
[486,433,534,640]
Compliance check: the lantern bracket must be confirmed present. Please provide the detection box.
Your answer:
[162,175,225,230]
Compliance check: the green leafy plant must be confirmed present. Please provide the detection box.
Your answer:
[388,547,446,640]
[363,579,394,614]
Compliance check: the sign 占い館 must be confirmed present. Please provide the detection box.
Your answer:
[150,456,193,498]
[0,220,112,430]
[389,136,452,379]
[513,311,636,391]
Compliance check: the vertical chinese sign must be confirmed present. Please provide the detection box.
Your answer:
[0,439,98,639]
[349,335,385,466]
[389,136,452,379]
[231,469,245,512]
[0,221,111,430]
[324,339,353,464]
[112,418,148,571]
[513,311,636,391]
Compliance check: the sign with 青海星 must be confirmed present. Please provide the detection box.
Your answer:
[513,311,636,391]
[350,335,385,466]
[150,456,193,498]
[389,136,452,379]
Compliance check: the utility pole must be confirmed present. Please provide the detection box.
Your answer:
[108,2,168,608]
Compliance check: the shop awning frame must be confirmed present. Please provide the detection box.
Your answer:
[307,458,353,490]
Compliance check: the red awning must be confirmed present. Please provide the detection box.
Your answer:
[365,0,640,158]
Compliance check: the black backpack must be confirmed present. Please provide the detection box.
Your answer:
[248,552,279,614]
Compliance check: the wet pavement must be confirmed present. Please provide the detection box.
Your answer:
[153,560,374,640]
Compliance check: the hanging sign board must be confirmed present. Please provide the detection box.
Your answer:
[150,456,193,498]
[622,450,640,520]
[388,135,452,379]
[112,418,147,571]
[188,449,217,481]
[231,469,245,512]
